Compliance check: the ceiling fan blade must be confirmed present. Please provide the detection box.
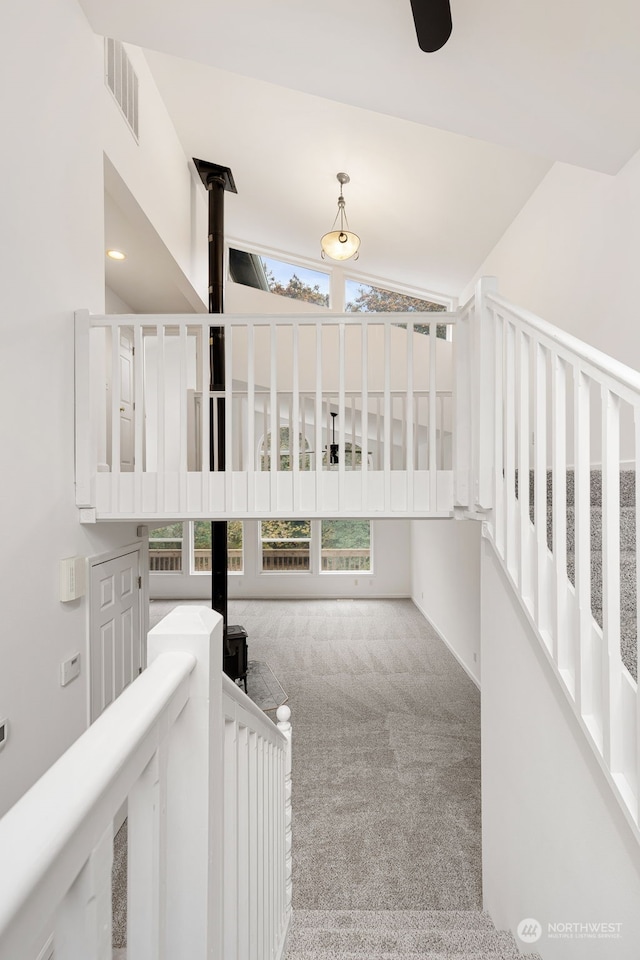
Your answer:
[410,0,452,53]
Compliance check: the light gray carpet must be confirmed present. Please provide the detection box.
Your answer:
[289,910,542,960]
[232,598,482,911]
[114,598,482,950]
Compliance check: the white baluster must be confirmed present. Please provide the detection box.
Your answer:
[475,276,499,509]
[292,324,300,507]
[384,324,391,510]
[504,320,516,576]
[493,312,505,554]
[180,324,188,513]
[134,322,144,513]
[276,706,292,919]
[54,826,113,960]
[339,322,346,508]
[247,324,256,511]
[361,324,369,509]
[601,386,622,771]
[452,306,471,508]
[551,354,568,667]
[248,731,258,960]
[156,323,165,513]
[574,367,591,714]
[224,718,239,960]
[237,726,250,960]
[517,328,531,604]
[225,322,233,513]
[533,341,548,635]
[128,750,165,960]
[200,322,210,512]
[315,324,323,507]
[111,323,122,513]
[429,322,437,512]
[270,326,278,511]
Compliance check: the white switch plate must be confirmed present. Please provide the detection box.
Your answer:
[0,718,8,750]
[60,557,86,602]
[60,654,81,687]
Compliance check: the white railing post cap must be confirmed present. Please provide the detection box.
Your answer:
[276,704,291,726]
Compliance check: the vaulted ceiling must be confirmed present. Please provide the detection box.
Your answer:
[82,0,640,297]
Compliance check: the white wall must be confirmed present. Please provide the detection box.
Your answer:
[410,519,481,685]
[461,152,640,374]
[102,43,208,302]
[105,285,135,313]
[0,0,140,816]
[150,519,411,600]
[481,540,640,959]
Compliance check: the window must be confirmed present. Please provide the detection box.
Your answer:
[149,523,184,573]
[260,520,311,572]
[229,248,330,307]
[260,428,312,471]
[193,521,244,574]
[321,520,371,572]
[345,279,448,338]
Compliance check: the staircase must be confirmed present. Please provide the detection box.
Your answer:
[521,467,637,679]
[288,910,542,960]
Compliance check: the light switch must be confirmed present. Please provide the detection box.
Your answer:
[60,557,86,602]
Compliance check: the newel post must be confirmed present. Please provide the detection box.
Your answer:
[143,605,225,960]
[277,705,293,917]
[473,276,499,511]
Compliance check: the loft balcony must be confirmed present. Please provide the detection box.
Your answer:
[75,309,473,521]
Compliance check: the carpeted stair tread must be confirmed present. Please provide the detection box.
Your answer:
[288,929,520,956]
[517,468,638,680]
[287,951,522,960]
[287,910,528,960]
[292,910,496,932]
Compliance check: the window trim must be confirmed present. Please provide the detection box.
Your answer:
[319,519,373,575]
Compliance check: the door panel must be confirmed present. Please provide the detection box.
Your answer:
[90,548,142,721]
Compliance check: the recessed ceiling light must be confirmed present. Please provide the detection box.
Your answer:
[106,249,126,261]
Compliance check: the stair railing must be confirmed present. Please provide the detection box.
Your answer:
[0,606,292,960]
[473,277,640,837]
[75,310,458,521]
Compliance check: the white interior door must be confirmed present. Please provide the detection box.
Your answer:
[119,328,134,471]
[89,547,142,722]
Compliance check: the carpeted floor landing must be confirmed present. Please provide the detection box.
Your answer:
[229,598,482,911]
[114,598,482,950]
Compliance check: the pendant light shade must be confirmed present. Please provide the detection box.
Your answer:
[321,173,360,261]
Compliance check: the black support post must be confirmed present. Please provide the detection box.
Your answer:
[193,159,237,633]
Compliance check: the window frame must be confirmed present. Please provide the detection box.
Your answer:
[319,519,373,575]
[148,523,185,575]
[258,520,313,575]
[191,520,245,576]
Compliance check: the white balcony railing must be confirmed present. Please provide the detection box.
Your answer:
[75,312,462,520]
[472,276,640,841]
[0,606,292,960]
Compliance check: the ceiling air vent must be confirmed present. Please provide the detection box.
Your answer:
[105,38,139,141]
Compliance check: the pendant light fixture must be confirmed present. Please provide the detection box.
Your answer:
[321,172,360,261]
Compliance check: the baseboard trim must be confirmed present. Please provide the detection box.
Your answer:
[412,597,481,690]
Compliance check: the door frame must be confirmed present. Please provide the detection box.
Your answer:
[86,535,149,725]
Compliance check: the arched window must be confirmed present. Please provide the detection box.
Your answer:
[259,427,312,471]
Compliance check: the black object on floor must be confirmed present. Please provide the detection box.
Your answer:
[224,624,248,690]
